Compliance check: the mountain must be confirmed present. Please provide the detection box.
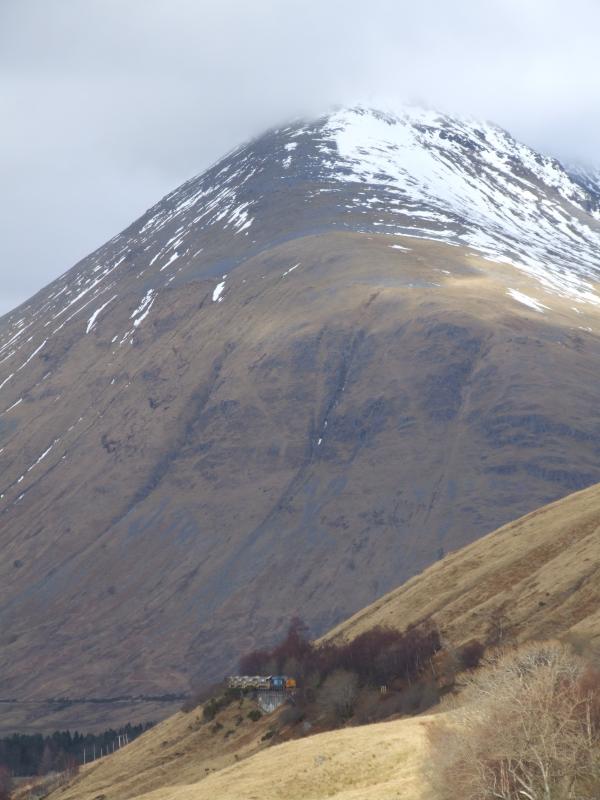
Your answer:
[2,106,600,731]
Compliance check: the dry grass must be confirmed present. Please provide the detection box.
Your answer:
[42,699,277,800]
[41,698,436,800]
[124,713,434,800]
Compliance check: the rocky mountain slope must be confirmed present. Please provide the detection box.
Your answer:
[2,106,600,730]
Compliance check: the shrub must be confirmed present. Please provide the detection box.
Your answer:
[202,692,235,722]
[429,642,600,800]
[316,625,441,688]
[458,640,485,671]
[353,689,390,724]
[203,699,220,722]
[317,670,359,723]
[399,680,440,715]
[247,709,262,722]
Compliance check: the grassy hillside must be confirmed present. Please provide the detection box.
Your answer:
[41,708,434,800]
[35,698,278,800]
[130,714,433,800]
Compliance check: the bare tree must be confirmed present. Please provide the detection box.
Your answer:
[318,669,359,722]
[428,642,600,800]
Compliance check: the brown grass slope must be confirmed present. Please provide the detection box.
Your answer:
[37,699,277,800]
[42,708,433,800]
[132,715,433,800]
[326,481,600,649]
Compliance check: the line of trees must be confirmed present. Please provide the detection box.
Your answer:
[183,619,485,732]
[235,618,443,725]
[240,617,442,689]
[0,722,152,777]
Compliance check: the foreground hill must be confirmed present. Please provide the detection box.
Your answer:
[327,481,600,648]
[41,707,432,800]
[2,106,600,728]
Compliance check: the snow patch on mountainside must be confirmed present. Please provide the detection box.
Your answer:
[213,275,227,302]
[506,289,550,313]
[86,295,118,334]
[0,143,264,372]
[131,290,156,327]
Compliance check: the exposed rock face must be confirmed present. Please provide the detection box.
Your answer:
[1,107,600,730]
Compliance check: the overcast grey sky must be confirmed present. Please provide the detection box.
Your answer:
[1,0,599,316]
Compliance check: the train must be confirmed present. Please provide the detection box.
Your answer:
[227,675,297,691]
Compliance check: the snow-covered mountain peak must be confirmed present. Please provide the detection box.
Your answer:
[2,104,600,374]
[315,106,600,302]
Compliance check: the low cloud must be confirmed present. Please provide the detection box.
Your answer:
[1,0,599,313]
